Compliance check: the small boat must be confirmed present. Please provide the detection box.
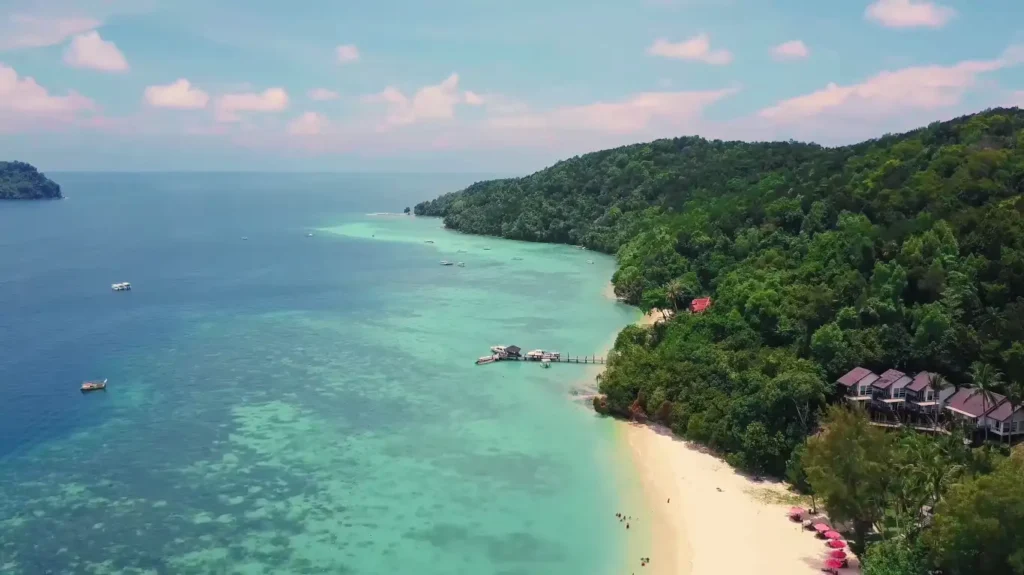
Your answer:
[440,260,454,266]
[476,355,498,365]
[541,358,552,368]
[457,262,465,267]
[512,257,523,261]
[81,379,107,392]
[491,345,507,354]
[307,233,314,237]
[586,259,594,264]
[483,247,491,251]
[241,236,249,241]
[425,240,434,244]
[111,282,131,291]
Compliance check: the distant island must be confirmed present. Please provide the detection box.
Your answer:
[0,161,62,200]
[417,108,1024,573]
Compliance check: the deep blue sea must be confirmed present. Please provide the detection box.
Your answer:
[0,173,647,574]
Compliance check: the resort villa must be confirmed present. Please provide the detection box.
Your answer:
[690,297,712,314]
[834,366,1023,442]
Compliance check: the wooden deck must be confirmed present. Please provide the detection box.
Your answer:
[479,355,606,365]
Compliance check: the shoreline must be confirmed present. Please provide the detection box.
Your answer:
[598,285,824,575]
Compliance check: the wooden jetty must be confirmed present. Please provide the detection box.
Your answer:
[505,355,605,365]
[476,345,605,365]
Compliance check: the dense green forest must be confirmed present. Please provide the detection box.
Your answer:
[0,161,62,199]
[418,108,1024,572]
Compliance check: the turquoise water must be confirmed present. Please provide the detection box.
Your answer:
[0,175,644,574]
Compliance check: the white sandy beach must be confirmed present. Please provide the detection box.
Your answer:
[620,422,837,575]
[598,288,840,575]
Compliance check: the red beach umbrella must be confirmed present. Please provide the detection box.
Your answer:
[828,550,848,560]
[827,539,847,549]
[824,558,844,569]
[824,530,843,540]
[814,523,831,532]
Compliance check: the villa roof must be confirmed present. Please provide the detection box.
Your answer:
[691,297,712,313]
[836,367,877,387]
[945,388,1006,419]
[985,401,1022,422]
[873,369,912,390]
[907,371,935,393]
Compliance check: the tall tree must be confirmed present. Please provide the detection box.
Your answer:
[925,449,1024,575]
[968,362,1004,442]
[804,405,893,557]
[926,372,949,431]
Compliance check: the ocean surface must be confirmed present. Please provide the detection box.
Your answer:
[0,173,645,575]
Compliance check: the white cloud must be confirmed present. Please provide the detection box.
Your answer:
[759,48,1021,125]
[217,88,289,121]
[365,74,476,127]
[336,44,360,64]
[308,88,339,101]
[63,31,128,72]
[287,112,329,136]
[0,63,94,130]
[772,40,809,61]
[144,79,209,109]
[464,91,484,106]
[488,88,737,135]
[647,34,732,65]
[865,0,956,29]
[0,14,100,50]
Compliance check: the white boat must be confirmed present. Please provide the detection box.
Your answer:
[457,262,465,267]
[81,379,107,391]
[491,345,507,354]
[586,260,594,264]
[111,282,131,291]
[541,358,551,368]
[476,355,498,365]
[241,236,248,241]
[440,260,454,266]
[307,233,314,237]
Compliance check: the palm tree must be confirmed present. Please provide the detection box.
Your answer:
[665,280,683,315]
[925,372,949,432]
[968,362,1004,443]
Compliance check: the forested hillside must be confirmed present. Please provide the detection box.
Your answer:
[417,108,1024,474]
[0,161,62,199]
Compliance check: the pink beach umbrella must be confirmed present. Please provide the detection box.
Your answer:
[788,506,805,517]
[824,530,843,540]
[827,539,847,549]
[824,558,845,570]
[828,550,848,560]
[813,523,831,533]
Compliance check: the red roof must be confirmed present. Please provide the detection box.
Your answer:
[872,369,911,390]
[836,367,876,387]
[985,401,1022,422]
[945,388,1006,418]
[691,297,712,313]
[906,371,935,393]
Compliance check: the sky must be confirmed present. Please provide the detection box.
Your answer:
[0,0,1022,173]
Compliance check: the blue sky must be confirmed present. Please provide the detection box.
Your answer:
[0,0,1022,172]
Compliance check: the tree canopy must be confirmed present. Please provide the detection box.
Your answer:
[418,108,1024,475]
[417,109,1024,568]
[0,161,62,200]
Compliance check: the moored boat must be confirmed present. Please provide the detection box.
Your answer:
[440,260,454,266]
[476,355,498,365]
[111,282,131,291]
[81,379,107,392]
[541,358,551,368]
